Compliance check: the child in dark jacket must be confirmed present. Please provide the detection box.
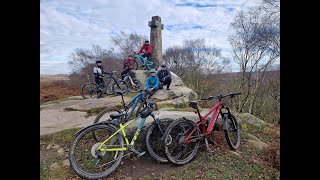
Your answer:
[121,55,134,80]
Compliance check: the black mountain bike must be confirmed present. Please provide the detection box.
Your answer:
[81,71,129,99]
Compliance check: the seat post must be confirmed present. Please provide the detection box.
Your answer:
[121,95,126,109]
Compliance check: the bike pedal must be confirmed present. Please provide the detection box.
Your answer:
[137,151,146,157]
[128,147,146,157]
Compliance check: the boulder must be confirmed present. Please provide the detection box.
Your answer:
[131,70,184,86]
[238,113,266,127]
[247,139,268,150]
[131,70,197,105]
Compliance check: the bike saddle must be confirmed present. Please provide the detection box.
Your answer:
[189,100,201,109]
[110,113,126,119]
[114,90,126,96]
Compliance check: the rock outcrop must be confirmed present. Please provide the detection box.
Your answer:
[131,70,197,106]
[238,113,267,128]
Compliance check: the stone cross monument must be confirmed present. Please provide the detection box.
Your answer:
[148,16,164,68]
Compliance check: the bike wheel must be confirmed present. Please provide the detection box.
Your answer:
[104,83,113,95]
[93,107,123,141]
[81,82,98,99]
[94,107,123,124]
[163,118,200,165]
[135,101,158,118]
[133,60,139,70]
[112,80,129,95]
[224,114,240,150]
[147,58,159,70]
[128,79,142,93]
[146,118,174,163]
[69,124,124,179]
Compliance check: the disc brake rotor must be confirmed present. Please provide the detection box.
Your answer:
[91,142,107,158]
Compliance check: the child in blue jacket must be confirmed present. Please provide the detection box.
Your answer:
[145,69,159,98]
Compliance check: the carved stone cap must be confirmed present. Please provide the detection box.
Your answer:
[148,20,164,29]
[149,16,164,29]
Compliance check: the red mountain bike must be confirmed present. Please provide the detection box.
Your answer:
[163,93,241,165]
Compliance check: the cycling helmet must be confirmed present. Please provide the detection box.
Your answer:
[150,69,156,73]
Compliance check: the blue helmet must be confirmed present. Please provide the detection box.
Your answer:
[150,69,156,73]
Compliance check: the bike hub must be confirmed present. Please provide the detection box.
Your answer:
[91,142,107,158]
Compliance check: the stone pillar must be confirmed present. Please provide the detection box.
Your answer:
[148,16,164,69]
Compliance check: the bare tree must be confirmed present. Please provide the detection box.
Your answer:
[68,45,121,83]
[67,32,147,87]
[163,38,229,97]
[228,2,280,113]
[110,31,148,58]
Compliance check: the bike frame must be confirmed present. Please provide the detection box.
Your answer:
[123,74,134,86]
[134,54,154,66]
[98,114,148,152]
[184,101,224,144]
[123,92,143,120]
[94,73,117,92]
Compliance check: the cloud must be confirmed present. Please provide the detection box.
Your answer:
[40,0,261,74]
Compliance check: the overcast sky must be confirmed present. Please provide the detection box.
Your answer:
[40,0,261,75]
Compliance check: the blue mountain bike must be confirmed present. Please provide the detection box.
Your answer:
[133,52,159,70]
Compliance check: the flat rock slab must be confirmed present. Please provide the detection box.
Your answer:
[151,86,194,101]
[66,96,130,111]
[40,99,83,110]
[40,108,95,135]
[40,107,213,136]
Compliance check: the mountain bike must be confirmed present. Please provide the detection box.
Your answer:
[69,90,173,179]
[80,71,129,99]
[122,71,143,93]
[163,93,241,165]
[93,87,159,124]
[132,52,159,70]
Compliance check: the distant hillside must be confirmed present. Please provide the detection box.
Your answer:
[40,74,70,82]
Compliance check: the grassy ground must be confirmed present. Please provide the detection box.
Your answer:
[40,119,280,180]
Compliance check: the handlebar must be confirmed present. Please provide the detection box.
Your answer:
[201,93,241,101]
[105,71,117,75]
[134,52,145,57]
[137,88,148,93]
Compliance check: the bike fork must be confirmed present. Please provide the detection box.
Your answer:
[204,137,215,154]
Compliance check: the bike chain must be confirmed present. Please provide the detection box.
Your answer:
[95,151,134,168]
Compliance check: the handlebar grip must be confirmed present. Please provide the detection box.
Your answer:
[201,96,215,100]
